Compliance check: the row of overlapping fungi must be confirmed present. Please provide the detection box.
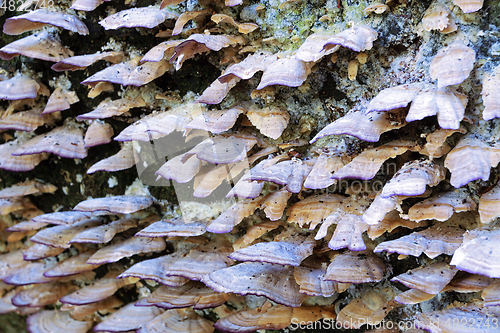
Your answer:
[1,0,500,333]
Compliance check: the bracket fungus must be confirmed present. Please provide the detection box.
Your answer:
[2,0,500,332]
[3,9,89,35]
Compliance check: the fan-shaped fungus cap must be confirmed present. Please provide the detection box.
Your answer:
[287,194,344,229]
[99,6,177,30]
[324,251,385,283]
[337,290,399,329]
[74,195,153,214]
[197,74,240,104]
[170,10,210,35]
[170,34,245,70]
[6,220,49,232]
[118,253,190,287]
[453,0,484,13]
[136,281,228,310]
[229,233,315,266]
[0,76,40,100]
[31,211,94,225]
[27,310,92,333]
[156,154,202,184]
[249,159,314,193]
[450,226,500,278]
[93,302,163,332]
[0,250,29,279]
[81,58,171,87]
[205,262,308,307]
[185,107,244,134]
[211,13,259,33]
[30,218,103,248]
[481,280,500,306]
[381,160,445,198]
[245,105,290,140]
[51,51,124,71]
[0,109,53,132]
[482,67,500,120]
[3,261,57,285]
[87,236,166,264]
[294,258,349,297]
[87,142,136,174]
[367,211,427,239]
[84,120,113,148]
[0,179,56,198]
[444,137,500,188]
[42,87,79,114]
[326,212,368,251]
[430,42,476,89]
[77,96,146,120]
[219,52,278,82]
[136,218,207,238]
[160,241,234,282]
[333,140,416,180]
[23,243,65,261]
[420,126,467,158]
[408,189,476,222]
[70,0,105,11]
[3,9,89,35]
[60,296,123,321]
[479,181,500,223]
[256,56,313,90]
[43,251,99,277]
[137,308,214,333]
[12,282,78,307]
[232,220,281,250]
[392,261,458,294]
[311,110,407,143]
[422,1,457,33]
[184,135,256,164]
[206,196,265,233]
[0,31,73,62]
[214,301,335,333]
[374,222,466,259]
[444,273,493,293]
[366,83,468,129]
[304,152,346,189]
[13,124,87,159]
[70,217,138,244]
[295,24,378,63]
[260,187,292,221]
[60,272,137,305]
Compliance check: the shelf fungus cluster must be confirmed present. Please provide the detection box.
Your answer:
[1,0,499,333]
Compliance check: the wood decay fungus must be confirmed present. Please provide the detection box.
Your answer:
[0,0,497,333]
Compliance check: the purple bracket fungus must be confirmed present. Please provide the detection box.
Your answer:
[93,302,163,332]
[205,262,307,307]
[73,195,153,214]
[51,51,124,71]
[12,124,87,159]
[0,76,40,100]
[366,83,468,130]
[0,30,74,62]
[3,9,89,35]
[135,281,229,310]
[99,6,177,30]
